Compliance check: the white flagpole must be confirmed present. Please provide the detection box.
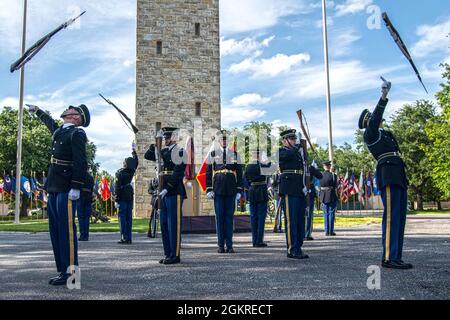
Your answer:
[14,0,28,224]
[322,0,334,163]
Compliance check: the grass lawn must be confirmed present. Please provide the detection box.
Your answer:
[0,215,383,233]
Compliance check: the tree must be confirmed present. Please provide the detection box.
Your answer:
[0,107,100,215]
[389,100,442,210]
[423,63,450,199]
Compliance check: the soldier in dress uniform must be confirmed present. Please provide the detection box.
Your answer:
[206,130,243,254]
[359,78,412,270]
[145,127,186,264]
[114,142,139,244]
[76,171,94,241]
[27,103,89,286]
[319,161,338,236]
[278,129,322,259]
[244,150,272,247]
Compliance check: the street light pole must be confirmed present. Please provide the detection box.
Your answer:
[14,0,28,224]
[322,0,334,163]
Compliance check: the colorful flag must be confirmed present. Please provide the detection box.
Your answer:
[348,173,357,196]
[195,156,208,193]
[100,176,111,201]
[0,177,3,194]
[184,136,195,180]
[20,176,32,198]
[4,175,12,194]
[366,171,373,198]
[358,170,365,204]
[373,171,381,196]
[340,171,349,203]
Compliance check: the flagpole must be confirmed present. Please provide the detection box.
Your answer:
[322,0,334,163]
[14,0,28,224]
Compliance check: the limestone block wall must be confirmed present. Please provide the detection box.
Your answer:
[135,0,220,217]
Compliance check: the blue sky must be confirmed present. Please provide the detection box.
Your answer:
[0,0,449,173]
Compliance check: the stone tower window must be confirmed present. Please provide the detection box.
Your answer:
[195,23,201,37]
[156,41,162,54]
[195,102,201,116]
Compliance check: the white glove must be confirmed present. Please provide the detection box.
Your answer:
[26,104,39,113]
[236,193,241,201]
[159,189,168,199]
[206,191,215,199]
[132,141,137,151]
[115,202,120,209]
[380,76,391,97]
[296,132,302,141]
[68,189,80,201]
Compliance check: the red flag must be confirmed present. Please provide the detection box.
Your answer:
[340,171,349,203]
[100,176,111,201]
[184,136,195,180]
[195,156,208,193]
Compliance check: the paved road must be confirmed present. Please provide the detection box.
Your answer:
[0,215,448,300]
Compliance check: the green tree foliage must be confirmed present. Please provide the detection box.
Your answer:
[423,63,450,198]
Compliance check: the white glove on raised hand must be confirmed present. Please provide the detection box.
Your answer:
[115,202,120,209]
[312,160,318,169]
[236,193,241,201]
[132,141,137,151]
[68,189,80,201]
[26,104,39,113]
[206,191,215,199]
[159,189,168,199]
[381,76,392,98]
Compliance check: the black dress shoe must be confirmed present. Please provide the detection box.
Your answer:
[381,260,410,270]
[78,237,88,241]
[330,232,337,236]
[255,243,268,247]
[305,236,314,241]
[118,239,127,244]
[51,274,71,286]
[226,247,235,253]
[325,233,330,236]
[163,256,181,265]
[48,273,64,285]
[126,240,132,244]
[398,260,414,269]
[159,257,169,264]
[218,247,225,253]
[287,253,308,259]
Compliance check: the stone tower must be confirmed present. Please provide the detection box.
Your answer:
[135,0,221,218]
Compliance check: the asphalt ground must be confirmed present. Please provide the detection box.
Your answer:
[0,214,448,300]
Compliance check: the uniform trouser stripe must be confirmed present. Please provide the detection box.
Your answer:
[176,195,181,257]
[385,185,391,261]
[67,199,75,274]
[285,195,292,253]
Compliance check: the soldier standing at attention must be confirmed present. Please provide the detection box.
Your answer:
[278,129,321,259]
[320,161,338,236]
[206,130,243,254]
[114,142,139,244]
[359,78,412,270]
[245,150,272,248]
[27,103,89,286]
[145,128,186,265]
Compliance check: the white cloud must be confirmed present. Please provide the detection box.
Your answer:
[283,60,404,100]
[230,93,271,108]
[220,0,308,35]
[228,53,310,78]
[221,36,275,57]
[331,29,361,57]
[335,0,372,17]
[221,107,267,128]
[412,18,450,58]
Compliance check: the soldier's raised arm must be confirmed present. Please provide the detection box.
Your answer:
[27,104,59,134]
